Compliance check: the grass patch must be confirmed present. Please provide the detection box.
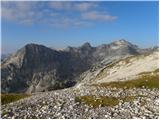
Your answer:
[75,95,119,108]
[93,73,159,89]
[138,69,159,75]
[121,96,136,102]
[1,93,31,105]
[75,95,144,108]
[154,68,159,73]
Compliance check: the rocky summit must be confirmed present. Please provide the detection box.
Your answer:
[1,39,159,119]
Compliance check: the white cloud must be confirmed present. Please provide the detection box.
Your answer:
[81,11,117,21]
[1,1,40,24]
[48,2,98,11]
[1,1,117,27]
[74,2,98,11]
[47,17,92,28]
[49,2,72,11]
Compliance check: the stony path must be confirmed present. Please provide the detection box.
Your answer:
[1,86,159,119]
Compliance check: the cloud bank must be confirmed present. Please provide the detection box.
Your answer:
[1,1,118,27]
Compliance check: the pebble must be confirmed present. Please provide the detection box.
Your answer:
[1,86,159,119]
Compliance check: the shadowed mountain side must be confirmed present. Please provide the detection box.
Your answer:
[1,39,156,93]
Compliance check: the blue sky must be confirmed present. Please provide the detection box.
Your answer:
[1,1,159,54]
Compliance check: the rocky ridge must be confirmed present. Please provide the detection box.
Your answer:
[2,39,149,93]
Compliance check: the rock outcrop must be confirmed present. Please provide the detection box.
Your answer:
[1,39,157,93]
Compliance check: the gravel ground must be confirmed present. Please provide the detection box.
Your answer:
[1,86,159,119]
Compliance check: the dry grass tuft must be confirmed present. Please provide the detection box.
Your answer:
[1,93,31,105]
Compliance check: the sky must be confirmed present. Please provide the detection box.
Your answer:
[1,1,159,54]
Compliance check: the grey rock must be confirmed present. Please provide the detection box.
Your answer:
[2,40,150,93]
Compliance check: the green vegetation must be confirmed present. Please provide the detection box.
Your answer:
[93,73,159,89]
[138,69,159,75]
[121,96,136,102]
[154,68,159,73]
[1,93,31,105]
[138,71,153,75]
[75,95,144,108]
[75,95,119,108]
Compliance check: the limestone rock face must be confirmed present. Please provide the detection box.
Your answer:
[1,40,156,93]
[1,43,90,93]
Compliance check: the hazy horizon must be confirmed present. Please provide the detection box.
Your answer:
[2,1,158,54]
[1,39,159,55]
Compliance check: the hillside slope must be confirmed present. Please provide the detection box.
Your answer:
[76,50,158,88]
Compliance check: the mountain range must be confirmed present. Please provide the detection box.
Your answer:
[1,39,158,93]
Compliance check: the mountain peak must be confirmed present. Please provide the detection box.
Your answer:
[24,43,46,49]
[112,39,130,45]
[81,42,92,48]
[119,39,128,42]
[22,43,58,54]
